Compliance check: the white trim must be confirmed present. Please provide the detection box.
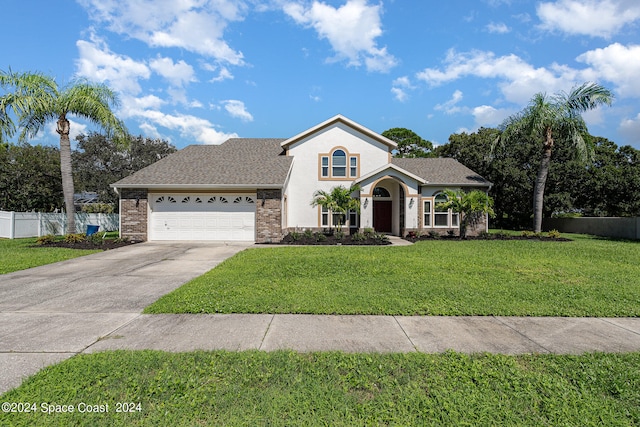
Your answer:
[281,114,397,150]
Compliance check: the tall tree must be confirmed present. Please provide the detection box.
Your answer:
[73,133,176,209]
[496,83,613,232]
[0,143,63,211]
[0,70,127,233]
[382,128,434,158]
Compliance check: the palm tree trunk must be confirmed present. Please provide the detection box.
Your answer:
[57,115,76,234]
[533,128,554,232]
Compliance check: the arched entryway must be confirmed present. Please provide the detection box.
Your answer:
[372,180,405,235]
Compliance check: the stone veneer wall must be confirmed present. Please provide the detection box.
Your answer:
[120,189,148,241]
[256,189,283,243]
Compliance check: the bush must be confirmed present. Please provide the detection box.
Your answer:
[87,232,106,245]
[289,231,302,242]
[64,233,86,244]
[303,229,314,239]
[351,232,366,242]
[36,234,56,245]
[373,233,390,244]
[428,230,440,239]
[314,232,327,242]
[548,229,562,239]
[335,230,345,241]
[363,228,375,238]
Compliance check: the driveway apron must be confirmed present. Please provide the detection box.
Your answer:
[0,242,250,394]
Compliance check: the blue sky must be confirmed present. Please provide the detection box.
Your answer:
[3,0,640,149]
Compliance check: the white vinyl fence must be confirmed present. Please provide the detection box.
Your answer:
[0,211,119,239]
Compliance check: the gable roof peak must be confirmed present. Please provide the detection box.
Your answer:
[281,114,397,150]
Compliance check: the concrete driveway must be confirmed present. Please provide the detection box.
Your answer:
[0,241,251,394]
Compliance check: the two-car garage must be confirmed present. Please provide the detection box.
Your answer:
[148,193,256,241]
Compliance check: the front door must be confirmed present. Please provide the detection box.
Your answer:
[373,200,392,233]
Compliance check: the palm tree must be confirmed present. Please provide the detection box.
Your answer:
[310,184,361,232]
[0,70,127,233]
[496,82,613,232]
[436,189,495,239]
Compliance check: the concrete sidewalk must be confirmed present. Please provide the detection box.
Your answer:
[2,240,640,395]
[85,314,640,355]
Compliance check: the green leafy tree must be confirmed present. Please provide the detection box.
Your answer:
[496,82,613,232]
[436,189,495,239]
[436,128,534,229]
[382,127,434,158]
[0,70,128,232]
[0,143,63,211]
[310,184,361,231]
[73,133,176,209]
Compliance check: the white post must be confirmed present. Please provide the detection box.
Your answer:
[38,212,42,237]
[9,211,15,239]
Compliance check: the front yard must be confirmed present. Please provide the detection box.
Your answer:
[3,233,640,425]
[0,237,101,274]
[146,234,640,317]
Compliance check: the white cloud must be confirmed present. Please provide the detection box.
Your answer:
[486,22,510,34]
[207,66,234,83]
[134,109,238,144]
[77,0,246,64]
[435,90,464,114]
[149,57,196,87]
[577,43,640,97]
[472,105,512,127]
[221,100,253,122]
[75,36,150,94]
[619,113,640,144]
[537,0,640,38]
[283,0,397,72]
[416,49,588,104]
[391,76,415,102]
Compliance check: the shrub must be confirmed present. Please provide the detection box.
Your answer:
[548,229,562,239]
[521,230,536,238]
[373,233,390,244]
[87,232,106,245]
[406,230,417,239]
[351,232,366,242]
[335,230,345,241]
[428,230,440,239]
[36,234,56,245]
[290,231,302,241]
[314,232,327,242]
[64,233,86,243]
[363,227,375,237]
[303,229,314,239]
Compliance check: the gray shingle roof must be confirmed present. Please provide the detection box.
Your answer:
[112,139,292,188]
[391,157,491,186]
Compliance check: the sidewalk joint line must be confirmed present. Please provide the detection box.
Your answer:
[493,316,552,354]
[258,314,276,351]
[393,316,418,352]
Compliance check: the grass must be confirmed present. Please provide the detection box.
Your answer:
[1,350,639,426]
[145,234,640,317]
[0,237,101,274]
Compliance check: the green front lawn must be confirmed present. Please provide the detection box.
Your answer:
[0,238,101,274]
[1,350,639,426]
[145,234,640,317]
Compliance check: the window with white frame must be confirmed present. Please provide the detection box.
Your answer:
[319,148,359,179]
[432,193,459,228]
[423,200,432,227]
[321,206,359,228]
[332,149,346,177]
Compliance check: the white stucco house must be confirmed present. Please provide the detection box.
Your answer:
[112,115,491,242]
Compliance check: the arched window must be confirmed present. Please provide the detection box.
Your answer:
[332,149,346,177]
[373,187,391,198]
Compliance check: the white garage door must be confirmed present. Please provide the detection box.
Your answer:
[149,194,256,241]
